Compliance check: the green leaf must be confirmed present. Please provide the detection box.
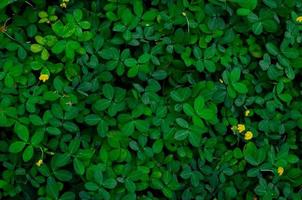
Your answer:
[233,82,248,94]
[85,182,99,191]
[53,77,65,91]
[41,48,49,60]
[152,140,163,154]
[14,122,29,142]
[142,10,158,21]
[138,53,151,63]
[0,180,7,188]
[287,155,299,164]
[73,9,83,21]
[68,138,81,154]
[97,119,108,137]
[103,84,114,99]
[127,65,139,77]
[152,70,168,80]
[176,118,189,129]
[103,178,117,189]
[29,115,44,126]
[135,120,149,132]
[170,88,191,102]
[195,60,204,72]
[189,131,201,147]
[163,187,173,198]
[52,21,75,38]
[124,58,137,67]
[18,47,27,59]
[79,21,91,29]
[93,35,104,50]
[266,43,279,56]
[43,91,60,101]
[174,130,189,140]
[285,66,295,80]
[204,45,216,59]
[54,170,72,181]
[30,44,43,53]
[194,96,205,116]
[183,103,195,116]
[0,0,14,10]
[230,67,241,82]
[121,122,135,136]
[236,8,251,16]
[52,40,66,54]
[252,22,263,35]
[125,179,136,192]
[52,153,70,169]
[244,142,266,166]
[9,141,26,153]
[99,47,119,60]
[31,130,44,146]
[4,74,14,88]
[46,127,61,135]
[94,99,111,111]
[204,60,216,72]
[73,158,85,175]
[238,0,258,10]
[113,24,127,32]
[60,192,76,200]
[65,41,80,60]
[225,186,237,198]
[121,8,133,25]
[198,108,216,121]
[279,93,292,104]
[133,0,143,16]
[63,122,79,133]
[47,177,59,199]
[247,168,260,177]
[23,145,34,161]
[244,142,258,165]
[84,114,101,125]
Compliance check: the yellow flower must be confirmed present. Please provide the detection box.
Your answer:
[60,2,67,8]
[36,159,43,167]
[277,166,284,176]
[244,131,253,140]
[296,16,302,23]
[39,74,49,82]
[245,110,250,117]
[237,124,245,133]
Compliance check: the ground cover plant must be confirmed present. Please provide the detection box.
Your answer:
[0,0,302,199]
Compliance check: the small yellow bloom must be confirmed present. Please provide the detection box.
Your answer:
[237,124,245,133]
[245,110,250,117]
[39,74,49,82]
[296,16,302,23]
[60,2,67,8]
[219,79,224,83]
[244,131,253,140]
[36,159,43,167]
[277,166,284,176]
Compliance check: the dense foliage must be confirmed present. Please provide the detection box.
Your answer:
[1,0,302,199]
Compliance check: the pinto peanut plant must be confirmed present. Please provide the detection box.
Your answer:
[0,0,302,199]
